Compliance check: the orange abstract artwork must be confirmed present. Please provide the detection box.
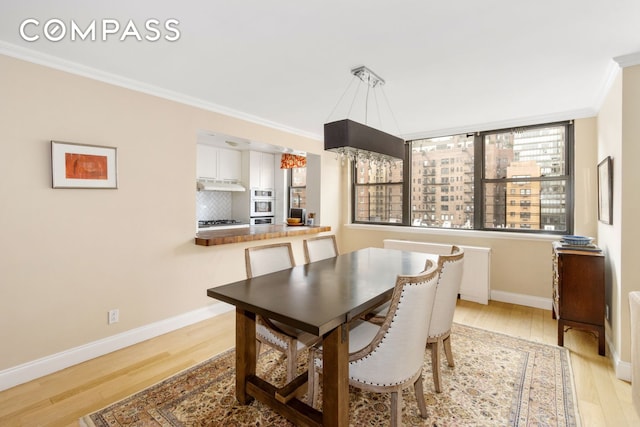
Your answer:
[65,153,108,180]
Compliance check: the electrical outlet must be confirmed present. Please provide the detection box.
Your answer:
[108,309,119,324]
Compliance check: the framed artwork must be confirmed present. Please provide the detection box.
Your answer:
[597,156,612,224]
[51,141,118,189]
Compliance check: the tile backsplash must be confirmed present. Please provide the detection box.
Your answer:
[196,191,232,220]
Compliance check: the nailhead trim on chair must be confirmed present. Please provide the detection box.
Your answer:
[307,260,440,424]
[351,290,419,387]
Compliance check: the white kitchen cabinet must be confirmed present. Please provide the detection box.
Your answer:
[249,151,275,189]
[197,144,218,179]
[197,145,241,181]
[218,149,241,181]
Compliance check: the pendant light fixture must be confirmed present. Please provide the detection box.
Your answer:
[324,66,405,167]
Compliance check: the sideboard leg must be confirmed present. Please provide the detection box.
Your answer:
[557,320,565,347]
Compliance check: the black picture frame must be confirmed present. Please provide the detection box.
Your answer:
[597,156,613,225]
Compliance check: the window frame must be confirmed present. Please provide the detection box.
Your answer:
[350,120,574,235]
[351,150,410,226]
[288,167,307,210]
[475,121,574,234]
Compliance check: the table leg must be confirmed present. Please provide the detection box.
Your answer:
[322,323,349,426]
[236,308,256,405]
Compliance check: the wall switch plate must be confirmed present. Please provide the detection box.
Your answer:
[108,309,119,324]
[605,304,610,321]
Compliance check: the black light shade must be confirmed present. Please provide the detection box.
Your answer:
[324,119,405,160]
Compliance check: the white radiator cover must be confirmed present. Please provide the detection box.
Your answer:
[383,239,491,305]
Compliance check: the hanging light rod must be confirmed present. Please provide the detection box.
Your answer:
[351,65,385,88]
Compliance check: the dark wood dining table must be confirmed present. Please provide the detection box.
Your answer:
[206,247,429,426]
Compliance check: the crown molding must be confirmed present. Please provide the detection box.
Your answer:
[613,51,640,68]
[591,59,622,112]
[2,40,626,144]
[0,40,322,142]
[401,107,597,141]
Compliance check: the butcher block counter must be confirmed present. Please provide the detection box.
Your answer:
[195,224,332,246]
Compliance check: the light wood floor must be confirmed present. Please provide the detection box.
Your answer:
[1,300,637,426]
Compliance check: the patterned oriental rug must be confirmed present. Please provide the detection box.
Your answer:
[80,323,580,426]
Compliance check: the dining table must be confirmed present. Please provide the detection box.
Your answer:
[206,246,431,427]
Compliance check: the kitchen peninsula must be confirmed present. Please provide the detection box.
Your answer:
[195,224,331,246]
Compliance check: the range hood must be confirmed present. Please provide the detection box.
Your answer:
[197,178,246,192]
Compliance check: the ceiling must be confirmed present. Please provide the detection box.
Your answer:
[2,1,640,141]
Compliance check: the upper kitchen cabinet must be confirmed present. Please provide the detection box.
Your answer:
[197,144,241,181]
[196,144,217,178]
[248,151,275,189]
[219,149,242,181]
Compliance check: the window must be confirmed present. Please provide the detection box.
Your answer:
[483,123,570,232]
[353,158,404,224]
[351,121,573,234]
[289,167,306,209]
[409,134,474,229]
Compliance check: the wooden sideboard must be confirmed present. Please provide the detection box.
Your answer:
[552,242,605,355]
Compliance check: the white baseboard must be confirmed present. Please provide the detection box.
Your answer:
[616,359,632,382]
[607,333,632,382]
[490,290,553,310]
[4,292,630,391]
[0,303,234,392]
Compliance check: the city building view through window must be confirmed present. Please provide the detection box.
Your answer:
[411,134,474,228]
[482,125,568,231]
[354,159,403,223]
[289,167,307,209]
[353,122,572,234]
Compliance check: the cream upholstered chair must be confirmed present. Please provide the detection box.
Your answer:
[368,246,464,393]
[426,246,464,392]
[303,235,338,263]
[245,243,320,382]
[307,260,441,426]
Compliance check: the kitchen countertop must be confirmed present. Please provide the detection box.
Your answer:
[195,224,332,246]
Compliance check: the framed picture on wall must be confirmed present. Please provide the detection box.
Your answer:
[597,156,613,225]
[51,141,118,189]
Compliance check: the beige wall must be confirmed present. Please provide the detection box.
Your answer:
[598,64,640,363]
[0,54,340,371]
[620,65,640,362]
[597,71,624,361]
[339,118,599,301]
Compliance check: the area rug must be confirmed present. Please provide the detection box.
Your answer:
[80,323,580,426]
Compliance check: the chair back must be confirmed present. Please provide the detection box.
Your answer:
[303,235,338,263]
[428,246,465,337]
[349,260,440,385]
[245,243,295,278]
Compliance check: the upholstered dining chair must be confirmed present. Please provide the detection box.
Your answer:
[367,246,465,393]
[425,246,464,392]
[245,243,320,382]
[307,260,441,426]
[303,234,339,264]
